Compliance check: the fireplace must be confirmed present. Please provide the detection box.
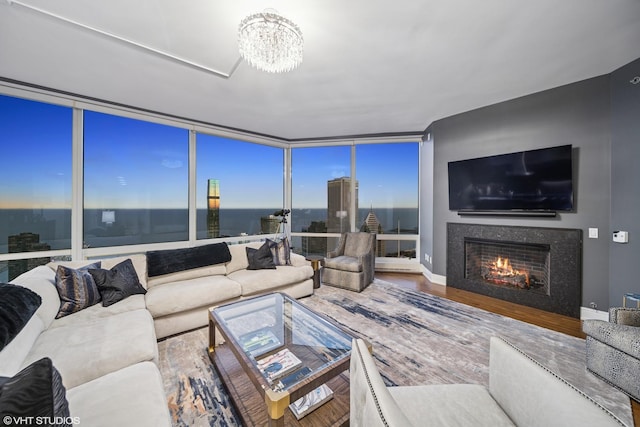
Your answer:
[447,223,582,318]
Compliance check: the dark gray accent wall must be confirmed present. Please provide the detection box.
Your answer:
[610,58,640,304]
[424,76,613,309]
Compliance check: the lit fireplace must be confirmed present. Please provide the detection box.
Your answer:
[447,223,582,318]
[464,238,550,296]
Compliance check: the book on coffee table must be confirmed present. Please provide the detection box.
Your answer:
[238,328,281,357]
[257,348,302,382]
[289,384,334,420]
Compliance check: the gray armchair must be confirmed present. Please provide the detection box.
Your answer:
[582,307,640,401]
[323,232,375,292]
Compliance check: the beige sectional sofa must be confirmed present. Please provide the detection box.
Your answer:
[1,240,314,426]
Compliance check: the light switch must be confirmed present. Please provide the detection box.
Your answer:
[588,228,598,239]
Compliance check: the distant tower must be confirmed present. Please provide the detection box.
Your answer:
[327,177,358,234]
[207,179,220,238]
[302,220,328,255]
[260,215,280,234]
[360,208,385,257]
[8,232,51,281]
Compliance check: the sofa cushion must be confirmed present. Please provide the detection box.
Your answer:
[228,265,314,296]
[147,263,227,288]
[66,362,171,427]
[324,255,363,272]
[145,275,242,318]
[246,243,276,270]
[146,242,231,277]
[11,266,61,329]
[54,263,102,318]
[0,357,70,423]
[0,283,42,351]
[389,384,514,427]
[48,295,146,329]
[267,237,291,266]
[21,309,158,389]
[89,259,146,307]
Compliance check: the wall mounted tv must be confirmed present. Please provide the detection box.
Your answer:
[448,144,573,213]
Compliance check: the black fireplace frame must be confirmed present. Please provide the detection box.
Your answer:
[447,223,582,318]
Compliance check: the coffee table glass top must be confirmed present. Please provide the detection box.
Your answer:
[212,292,353,392]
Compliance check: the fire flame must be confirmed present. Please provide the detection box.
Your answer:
[491,257,530,286]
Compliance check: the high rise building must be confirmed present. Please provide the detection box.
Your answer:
[302,220,328,255]
[327,177,358,234]
[207,179,220,238]
[360,208,385,257]
[8,232,51,281]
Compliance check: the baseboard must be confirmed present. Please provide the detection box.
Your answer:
[421,265,447,286]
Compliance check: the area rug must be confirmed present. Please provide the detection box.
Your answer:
[157,279,633,426]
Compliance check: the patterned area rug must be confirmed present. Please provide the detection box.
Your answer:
[157,279,633,426]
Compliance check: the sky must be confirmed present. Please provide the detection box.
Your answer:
[1,94,419,210]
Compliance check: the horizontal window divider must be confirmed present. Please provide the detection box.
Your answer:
[0,249,71,262]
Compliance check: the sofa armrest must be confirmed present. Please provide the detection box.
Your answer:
[610,307,640,326]
[489,336,626,427]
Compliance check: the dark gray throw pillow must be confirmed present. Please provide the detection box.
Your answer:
[89,258,146,307]
[0,283,42,352]
[54,262,102,319]
[267,237,291,266]
[246,243,277,270]
[0,357,71,427]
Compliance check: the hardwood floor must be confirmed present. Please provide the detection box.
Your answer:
[376,271,640,427]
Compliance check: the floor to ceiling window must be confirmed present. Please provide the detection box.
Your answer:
[355,143,419,258]
[0,94,72,280]
[83,111,189,248]
[291,146,352,255]
[196,134,284,239]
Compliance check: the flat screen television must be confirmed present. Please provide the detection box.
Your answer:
[448,145,573,212]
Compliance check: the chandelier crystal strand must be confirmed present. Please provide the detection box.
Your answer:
[238,11,303,73]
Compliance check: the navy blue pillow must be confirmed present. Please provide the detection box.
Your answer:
[0,357,70,425]
[0,283,42,351]
[246,243,276,270]
[89,258,146,307]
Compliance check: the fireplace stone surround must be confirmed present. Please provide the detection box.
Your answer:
[447,223,582,318]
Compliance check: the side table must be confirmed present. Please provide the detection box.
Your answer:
[305,255,324,289]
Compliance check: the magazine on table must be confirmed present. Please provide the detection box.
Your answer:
[257,348,302,381]
[289,384,334,420]
[238,328,281,357]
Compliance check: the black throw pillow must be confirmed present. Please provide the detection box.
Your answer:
[246,243,277,270]
[54,262,102,319]
[0,357,71,426]
[89,258,147,307]
[146,242,232,277]
[0,283,42,352]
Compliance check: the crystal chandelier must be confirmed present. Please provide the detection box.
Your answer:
[238,10,303,73]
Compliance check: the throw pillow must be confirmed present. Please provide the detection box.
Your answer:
[89,258,147,307]
[267,237,291,266]
[54,262,101,319]
[0,357,70,426]
[0,283,42,352]
[246,243,276,270]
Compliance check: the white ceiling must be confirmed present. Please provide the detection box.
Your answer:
[1,0,640,142]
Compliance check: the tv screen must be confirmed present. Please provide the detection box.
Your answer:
[448,145,573,212]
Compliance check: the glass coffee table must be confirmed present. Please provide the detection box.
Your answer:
[208,292,360,426]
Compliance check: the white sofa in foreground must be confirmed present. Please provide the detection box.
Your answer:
[350,336,628,427]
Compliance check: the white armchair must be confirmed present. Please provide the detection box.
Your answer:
[349,337,626,427]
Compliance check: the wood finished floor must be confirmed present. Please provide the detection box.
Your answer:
[376,271,640,427]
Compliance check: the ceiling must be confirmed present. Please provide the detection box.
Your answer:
[1,0,640,142]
